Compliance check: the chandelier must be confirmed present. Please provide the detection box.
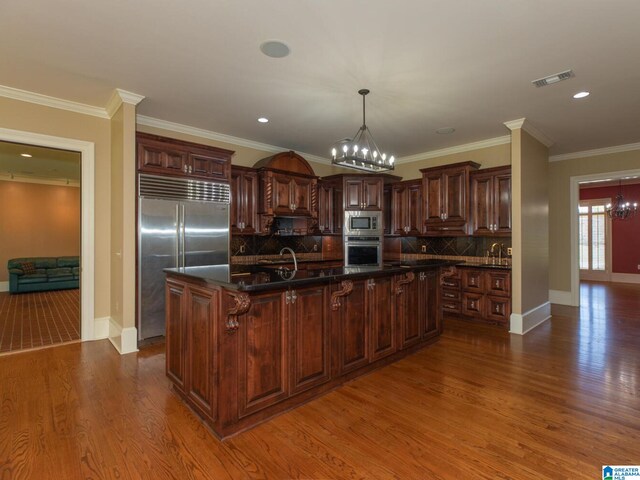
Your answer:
[606,180,638,220]
[331,89,395,173]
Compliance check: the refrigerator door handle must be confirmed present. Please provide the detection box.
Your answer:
[175,204,180,268]
[181,203,186,268]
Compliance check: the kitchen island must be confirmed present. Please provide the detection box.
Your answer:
[164,260,451,439]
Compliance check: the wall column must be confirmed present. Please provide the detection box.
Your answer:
[505,119,551,334]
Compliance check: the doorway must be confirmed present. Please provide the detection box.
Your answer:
[578,198,611,282]
[0,127,95,343]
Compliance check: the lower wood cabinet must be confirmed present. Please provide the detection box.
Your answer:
[165,268,442,439]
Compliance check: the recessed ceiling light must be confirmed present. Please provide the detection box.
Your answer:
[435,127,455,135]
[257,117,269,123]
[573,91,590,99]
[20,153,32,157]
[260,41,290,58]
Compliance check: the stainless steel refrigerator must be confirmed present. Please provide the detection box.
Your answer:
[138,174,230,341]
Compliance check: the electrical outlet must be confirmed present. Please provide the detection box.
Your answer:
[507,247,513,256]
[421,245,427,253]
[637,264,640,270]
[239,244,245,254]
[313,244,318,252]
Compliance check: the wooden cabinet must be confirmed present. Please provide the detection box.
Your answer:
[288,286,331,395]
[470,166,512,236]
[344,177,383,210]
[237,290,288,417]
[137,132,232,181]
[391,179,423,235]
[270,173,313,216]
[459,268,511,325]
[231,166,258,234]
[397,270,440,348]
[334,279,369,374]
[440,267,462,315]
[165,279,219,421]
[368,276,396,361]
[317,181,334,234]
[421,161,480,236]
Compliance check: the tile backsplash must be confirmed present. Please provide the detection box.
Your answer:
[402,236,512,258]
[231,235,322,258]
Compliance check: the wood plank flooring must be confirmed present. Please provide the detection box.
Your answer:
[0,289,80,354]
[0,282,639,479]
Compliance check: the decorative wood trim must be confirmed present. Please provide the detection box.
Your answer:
[395,271,415,295]
[440,266,458,286]
[331,280,354,310]
[226,292,251,333]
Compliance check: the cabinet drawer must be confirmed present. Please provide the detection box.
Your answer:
[486,272,511,297]
[462,269,484,292]
[440,276,461,289]
[441,301,461,314]
[441,288,461,301]
[462,292,484,317]
[486,295,511,323]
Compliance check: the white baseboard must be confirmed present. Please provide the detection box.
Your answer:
[510,301,551,335]
[549,289,574,306]
[93,316,110,339]
[0,281,8,292]
[108,318,139,355]
[610,273,640,284]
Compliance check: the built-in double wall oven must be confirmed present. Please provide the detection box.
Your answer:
[344,211,383,267]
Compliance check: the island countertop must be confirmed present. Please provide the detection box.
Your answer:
[164,259,456,292]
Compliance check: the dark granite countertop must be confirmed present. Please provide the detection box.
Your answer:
[165,259,454,292]
[455,261,511,270]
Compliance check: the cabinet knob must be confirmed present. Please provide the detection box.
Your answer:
[470,300,475,309]
[496,280,500,288]
[496,305,500,313]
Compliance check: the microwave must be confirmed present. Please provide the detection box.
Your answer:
[344,211,383,236]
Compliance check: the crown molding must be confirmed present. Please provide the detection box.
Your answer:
[136,115,332,166]
[396,135,511,165]
[0,84,109,119]
[550,141,640,162]
[503,117,554,148]
[106,89,145,118]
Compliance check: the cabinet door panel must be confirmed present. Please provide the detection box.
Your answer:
[189,152,230,181]
[363,178,382,210]
[444,170,466,222]
[230,169,242,232]
[462,269,484,292]
[471,174,493,235]
[273,174,294,214]
[333,186,344,234]
[292,176,312,215]
[139,143,165,169]
[391,185,407,235]
[424,173,444,223]
[398,275,422,348]
[187,286,217,420]
[241,171,258,234]
[166,281,186,391]
[421,270,440,340]
[345,179,363,210]
[238,292,288,417]
[486,295,511,324]
[335,280,369,374]
[290,286,331,394]
[407,182,423,235]
[165,151,188,172]
[487,272,511,297]
[369,276,396,361]
[494,173,512,233]
[462,292,484,317]
[317,183,333,233]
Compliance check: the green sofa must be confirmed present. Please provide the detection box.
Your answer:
[8,257,80,294]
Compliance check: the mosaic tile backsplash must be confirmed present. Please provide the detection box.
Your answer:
[231,235,322,258]
[402,236,512,258]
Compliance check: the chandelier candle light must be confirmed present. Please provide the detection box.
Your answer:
[606,180,638,220]
[331,89,395,173]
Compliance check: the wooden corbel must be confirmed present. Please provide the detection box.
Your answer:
[226,291,250,334]
[331,280,353,310]
[395,271,415,295]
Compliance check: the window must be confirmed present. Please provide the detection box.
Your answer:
[579,199,610,279]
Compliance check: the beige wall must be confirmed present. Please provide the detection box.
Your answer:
[0,181,80,282]
[549,149,640,292]
[513,130,549,314]
[0,97,111,318]
[392,143,511,180]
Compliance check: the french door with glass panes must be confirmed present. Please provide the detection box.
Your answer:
[579,199,611,281]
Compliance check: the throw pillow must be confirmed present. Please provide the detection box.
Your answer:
[20,262,36,274]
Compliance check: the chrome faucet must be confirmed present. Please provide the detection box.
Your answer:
[489,242,503,265]
[280,247,298,271]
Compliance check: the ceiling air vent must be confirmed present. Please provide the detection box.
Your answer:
[532,69,575,87]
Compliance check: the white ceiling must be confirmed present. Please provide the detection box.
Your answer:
[2,0,640,159]
[0,141,80,183]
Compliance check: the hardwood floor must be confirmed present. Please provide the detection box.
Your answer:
[0,289,80,354]
[1,282,638,479]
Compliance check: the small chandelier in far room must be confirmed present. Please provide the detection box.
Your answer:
[331,89,395,173]
[606,180,638,220]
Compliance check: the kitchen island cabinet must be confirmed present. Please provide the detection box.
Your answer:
[165,261,446,439]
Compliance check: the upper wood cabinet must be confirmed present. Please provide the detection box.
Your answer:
[255,151,318,222]
[317,179,344,234]
[391,179,423,235]
[137,132,233,181]
[470,166,512,236]
[344,176,383,210]
[421,161,480,236]
[230,166,258,235]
